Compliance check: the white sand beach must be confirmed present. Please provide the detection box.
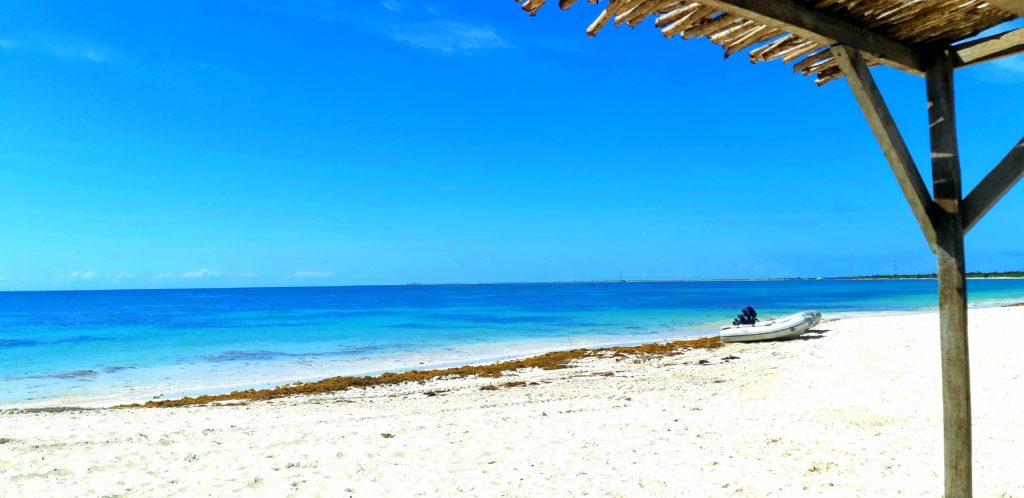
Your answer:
[1,306,1022,496]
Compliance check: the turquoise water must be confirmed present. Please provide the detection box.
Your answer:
[2,279,1023,406]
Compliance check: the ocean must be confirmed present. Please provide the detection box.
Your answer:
[2,279,1023,407]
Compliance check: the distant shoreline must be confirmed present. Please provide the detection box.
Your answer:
[405,273,1024,285]
[3,272,1024,294]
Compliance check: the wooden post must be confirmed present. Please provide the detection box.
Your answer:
[926,50,972,498]
[837,45,978,496]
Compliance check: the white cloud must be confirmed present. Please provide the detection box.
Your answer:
[392,21,509,54]
[0,33,122,64]
[971,54,1024,83]
[182,268,223,279]
[294,271,333,278]
[49,41,117,63]
[380,0,402,12]
[154,269,223,279]
[238,272,260,278]
[61,271,98,280]
[55,271,137,281]
[993,56,1024,76]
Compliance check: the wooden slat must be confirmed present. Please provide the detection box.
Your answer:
[926,50,973,498]
[962,136,1024,232]
[692,0,926,74]
[952,27,1024,68]
[832,45,938,249]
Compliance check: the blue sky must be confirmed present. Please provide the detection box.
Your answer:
[1,1,1022,290]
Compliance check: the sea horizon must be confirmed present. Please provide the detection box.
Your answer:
[4,271,1023,295]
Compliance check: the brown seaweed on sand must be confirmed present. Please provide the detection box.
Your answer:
[121,336,720,408]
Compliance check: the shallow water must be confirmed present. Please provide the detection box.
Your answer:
[2,279,1022,406]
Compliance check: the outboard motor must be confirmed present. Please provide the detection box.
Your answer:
[732,306,758,326]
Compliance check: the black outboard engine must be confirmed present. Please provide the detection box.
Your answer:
[732,306,758,326]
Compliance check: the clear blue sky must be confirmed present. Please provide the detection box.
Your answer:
[1,2,1022,290]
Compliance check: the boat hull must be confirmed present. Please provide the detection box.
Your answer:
[719,311,821,343]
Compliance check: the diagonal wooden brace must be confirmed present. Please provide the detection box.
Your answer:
[832,45,940,251]
[962,136,1024,233]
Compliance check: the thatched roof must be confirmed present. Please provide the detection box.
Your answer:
[516,0,1018,84]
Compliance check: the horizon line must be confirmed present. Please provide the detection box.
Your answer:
[2,271,1023,294]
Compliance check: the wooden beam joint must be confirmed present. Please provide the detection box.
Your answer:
[693,0,926,74]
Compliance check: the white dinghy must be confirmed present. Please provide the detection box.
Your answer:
[719,310,821,343]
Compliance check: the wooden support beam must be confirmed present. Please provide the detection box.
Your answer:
[693,0,925,74]
[952,27,1024,68]
[832,45,938,250]
[962,137,1024,233]
[926,50,973,498]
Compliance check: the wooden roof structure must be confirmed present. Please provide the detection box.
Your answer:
[512,1,1024,496]
[518,0,1021,83]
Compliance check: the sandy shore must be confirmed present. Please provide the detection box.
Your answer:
[2,307,1023,496]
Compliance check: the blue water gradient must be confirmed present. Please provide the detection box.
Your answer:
[2,279,1023,406]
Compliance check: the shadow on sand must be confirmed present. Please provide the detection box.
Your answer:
[785,329,829,341]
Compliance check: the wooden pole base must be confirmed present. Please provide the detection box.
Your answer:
[935,216,971,497]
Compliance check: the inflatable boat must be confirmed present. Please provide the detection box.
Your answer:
[719,310,821,343]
